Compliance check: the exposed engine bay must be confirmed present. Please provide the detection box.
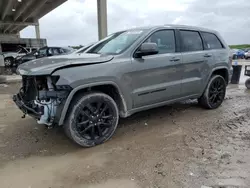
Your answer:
[13,75,71,126]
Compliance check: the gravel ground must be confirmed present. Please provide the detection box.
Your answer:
[0,82,250,188]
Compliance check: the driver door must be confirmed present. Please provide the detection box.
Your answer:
[36,48,47,58]
[130,29,183,108]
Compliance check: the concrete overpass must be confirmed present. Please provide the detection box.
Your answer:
[0,0,108,52]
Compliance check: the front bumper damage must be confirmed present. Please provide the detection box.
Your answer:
[13,75,71,126]
[13,93,41,119]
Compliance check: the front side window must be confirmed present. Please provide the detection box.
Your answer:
[201,32,223,50]
[145,30,176,54]
[180,30,203,52]
[87,30,146,55]
[38,48,47,56]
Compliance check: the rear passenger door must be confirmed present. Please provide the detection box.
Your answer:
[201,31,227,72]
[179,30,211,96]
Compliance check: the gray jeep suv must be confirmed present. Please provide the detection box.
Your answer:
[13,25,232,147]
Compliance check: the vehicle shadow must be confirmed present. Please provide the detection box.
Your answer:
[0,99,200,163]
[115,99,201,139]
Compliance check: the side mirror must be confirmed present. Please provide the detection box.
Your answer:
[135,42,158,58]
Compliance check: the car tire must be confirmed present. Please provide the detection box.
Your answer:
[4,57,14,67]
[245,78,250,89]
[64,92,119,147]
[198,75,226,109]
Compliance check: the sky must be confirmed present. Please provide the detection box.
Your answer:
[21,0,250,46]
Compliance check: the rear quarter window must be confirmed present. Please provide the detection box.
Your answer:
[201,32,224,50]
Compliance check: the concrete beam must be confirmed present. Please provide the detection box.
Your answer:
[97,0,108,40]
[10,0,48,33]
[22,0,49,22]
[3,25,13,33]
[1,0,15,20]
[0,21,37,26]
[13,0,35,21]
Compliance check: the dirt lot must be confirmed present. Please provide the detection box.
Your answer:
[0,81,250,188]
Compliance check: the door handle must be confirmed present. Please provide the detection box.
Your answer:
[204,54,212,58]
[170,57,180,62]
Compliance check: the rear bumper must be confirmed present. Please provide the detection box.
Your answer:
[13,93,41,119]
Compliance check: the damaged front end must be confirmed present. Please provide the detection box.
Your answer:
[13,75,71,127]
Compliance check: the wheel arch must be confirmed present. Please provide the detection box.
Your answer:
[58,81,128,125]
[4,56,14,60]
[210,66,230,84]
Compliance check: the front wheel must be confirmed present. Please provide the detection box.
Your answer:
[4,57,14,67]
[198,75,226,109]
[64,92,119,147]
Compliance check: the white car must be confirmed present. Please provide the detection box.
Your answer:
[245,51,250,59]
[2,46,36,67]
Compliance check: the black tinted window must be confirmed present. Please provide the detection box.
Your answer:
[201,32,223,49]
[53,48,60,55]
[146,30,175,54]
[59,48,65,53]
[39,48,47,55]
[180,30,203,52]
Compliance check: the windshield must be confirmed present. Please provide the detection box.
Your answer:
[74,43,94,54]
[87,29,145,55]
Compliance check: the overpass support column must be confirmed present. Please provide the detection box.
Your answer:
[35,21,41,39]
[97,0,107,40]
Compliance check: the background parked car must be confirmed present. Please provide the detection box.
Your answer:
[231,49,246,59]
[245,50,250,59]
[15,46,74,65]
[1,46,36,67]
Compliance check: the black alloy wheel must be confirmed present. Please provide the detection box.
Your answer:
[208,77,225,107]
[64,92,119,147]
[4,58,13,67]
[198,75,226,109]
[75,101,114,140]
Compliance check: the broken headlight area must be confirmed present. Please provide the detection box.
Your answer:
[13,75,71,126]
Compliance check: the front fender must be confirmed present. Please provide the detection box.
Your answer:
[58,81,128,125]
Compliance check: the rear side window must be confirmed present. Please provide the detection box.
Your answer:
[201,32,224,50]
[180,30,203,52]
[145,30,176,54]
[53,48,60,55]
[59,48,65,54]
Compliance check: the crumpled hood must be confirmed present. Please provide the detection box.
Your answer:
[17,53,114,75]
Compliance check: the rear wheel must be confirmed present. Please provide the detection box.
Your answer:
[198,75,226,109]
[64,92,119,147]
[4,57,14,67]
[245,78,250,89]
